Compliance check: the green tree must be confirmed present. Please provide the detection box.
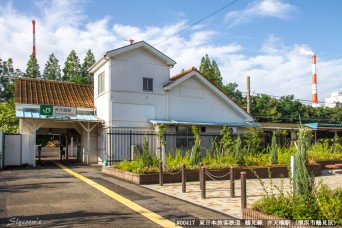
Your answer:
[251,94,280,122]
[62,50,81,82]
[0,99,19,133]
[222,82,244,106]
[219,126,235,156]
[199,54,223,88]
[81,49,96,84]
[243,126,264,155]
[142,135,153,167]
[43,53,61,80]
[294,127,314,198]
[190,126,202,165]
[157,124,166,146]
[26,54,40,78]
[0,58,23,102]
[0,58,14,102]
[199,54,245,106]
[269,131,278,164]
[234,135,244,165]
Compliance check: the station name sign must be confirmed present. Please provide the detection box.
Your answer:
[40,105,77,117]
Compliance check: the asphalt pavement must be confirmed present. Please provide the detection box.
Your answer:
[0,161,245,227]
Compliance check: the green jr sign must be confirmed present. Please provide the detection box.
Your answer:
[40,105,53,116]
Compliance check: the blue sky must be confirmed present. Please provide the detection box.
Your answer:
[1,0,342,105]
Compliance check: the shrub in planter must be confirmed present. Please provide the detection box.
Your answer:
[257,185,342,225]
[269,132,278,164]
[142,135,153,167]
[294,127,314,198]
[315,184,342,224]
[252,194,293,219]
[190,126,202,165]
[234,135,245,165]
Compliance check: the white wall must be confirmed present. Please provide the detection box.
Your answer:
[94,61,111,125]
[21,134,33,164]
[109,49,170,127]
[93,47,171,129]
[4,135,22,166]
[110,48,170,94]
[168,77,245,123]
[4,134,34,166]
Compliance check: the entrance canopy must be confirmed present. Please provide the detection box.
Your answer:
[14,78,103,166]
[16,108,102,122]
[14,78,102,123]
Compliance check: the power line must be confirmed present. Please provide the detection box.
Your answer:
[154,0,241,46]
[239,91,339,106]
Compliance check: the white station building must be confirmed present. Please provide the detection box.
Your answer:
[12,41,256,166]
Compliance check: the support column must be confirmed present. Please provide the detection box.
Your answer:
[78,122,98,165]
[70,137,74,157]
[76,137,79,161]
[66,136,69,160]
[33,128,37,167]
[87,124,90,165]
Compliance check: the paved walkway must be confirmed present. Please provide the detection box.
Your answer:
[142,169,342,219]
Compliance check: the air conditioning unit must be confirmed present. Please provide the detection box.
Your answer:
[228,127,237,134]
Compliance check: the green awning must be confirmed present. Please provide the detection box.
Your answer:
[16,110,103,122]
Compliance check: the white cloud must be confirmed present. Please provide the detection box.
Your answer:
[225,0,297,27]
[219,38,342,103]
[0,0,340,105]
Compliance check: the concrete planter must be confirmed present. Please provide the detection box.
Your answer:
[102,164,321,185]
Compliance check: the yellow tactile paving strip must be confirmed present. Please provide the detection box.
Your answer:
[54,162,180,228]
[143,169,342,219]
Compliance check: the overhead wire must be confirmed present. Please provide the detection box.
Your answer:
[153,0,241,46]
[238,91,340,106]
[235,91,341,122]
[150,0,341,109]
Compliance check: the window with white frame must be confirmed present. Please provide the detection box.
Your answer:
[98,72,105,95]
[143,78,153,92]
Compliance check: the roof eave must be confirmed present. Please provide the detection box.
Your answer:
[106,41,176,67]
[88,56,109,74]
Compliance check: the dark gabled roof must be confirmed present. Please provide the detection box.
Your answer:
[163,67,198,87]
[15,78,94,108]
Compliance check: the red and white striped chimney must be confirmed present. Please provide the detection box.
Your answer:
[32,19,36,57]
[312,54,318,107]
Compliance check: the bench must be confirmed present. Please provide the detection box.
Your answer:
[325,164,339,174]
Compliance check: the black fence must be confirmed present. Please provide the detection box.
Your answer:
[106,129,294,165]
[106,130,223,165]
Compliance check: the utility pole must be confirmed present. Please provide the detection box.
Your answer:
[247,76,251,114]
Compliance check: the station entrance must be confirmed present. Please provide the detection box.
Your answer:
[36,128,81,162]
[17,117,101,167]
[12,78,103,167]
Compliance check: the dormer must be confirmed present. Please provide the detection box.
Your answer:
[89,41,176,97]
